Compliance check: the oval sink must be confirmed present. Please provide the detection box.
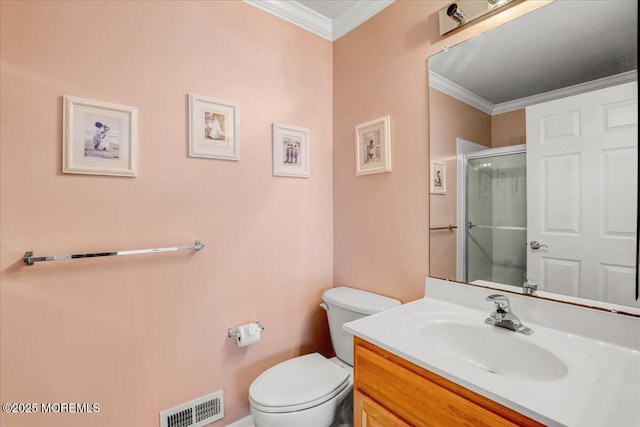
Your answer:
[419,322,568,382]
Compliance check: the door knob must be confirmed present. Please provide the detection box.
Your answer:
[530,241,548,250]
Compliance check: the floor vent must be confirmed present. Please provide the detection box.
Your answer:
[160,390,224,427]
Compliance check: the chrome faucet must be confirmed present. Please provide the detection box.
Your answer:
[522,279,538,296]
[485,294,533,335]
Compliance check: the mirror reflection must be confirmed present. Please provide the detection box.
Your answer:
[428,0,638,309]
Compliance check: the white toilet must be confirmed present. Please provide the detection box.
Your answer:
[248,287,401,427]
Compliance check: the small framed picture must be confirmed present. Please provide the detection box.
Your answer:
[430,160,446,194]
[63,95,137,177]
[272,123,310,178]
[355,115,391,176]
[189,94,239,161]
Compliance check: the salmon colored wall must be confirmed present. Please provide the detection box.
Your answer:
[428,88,491,281]
[0,1,333,426]
[492,109,526,148]
[333,0,551,302]
[332,1,434,304]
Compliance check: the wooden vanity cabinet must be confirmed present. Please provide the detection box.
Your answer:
[353,337,544,427]
[355,391,410,427]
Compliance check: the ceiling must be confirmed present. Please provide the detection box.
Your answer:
[429,0,638,113]
[296,0,359,20]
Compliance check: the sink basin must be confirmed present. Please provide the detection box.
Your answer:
[419,322,568,382]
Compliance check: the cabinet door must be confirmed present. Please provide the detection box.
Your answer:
[355,390,410,427]
[354,337,544,427]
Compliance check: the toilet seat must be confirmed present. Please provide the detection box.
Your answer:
[249,353,350,414]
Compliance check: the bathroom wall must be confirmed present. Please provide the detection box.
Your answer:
[332,1,437,303]
[491,109,526,148]
[0,1,333,426]
[333,0,550,302]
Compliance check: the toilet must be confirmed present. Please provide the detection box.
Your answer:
[248,287,401,427]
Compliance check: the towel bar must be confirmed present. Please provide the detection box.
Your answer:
[23,240,205,266]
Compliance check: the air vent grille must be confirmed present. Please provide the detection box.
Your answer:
[167,408,193,427]
[160,390,223,427]
[195,398,220,423]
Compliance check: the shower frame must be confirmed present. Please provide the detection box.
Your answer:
[456,144,526,283]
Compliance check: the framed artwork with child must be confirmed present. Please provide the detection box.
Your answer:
[62,95,138,177]
[188,94,239,161]
[355,116,391,176]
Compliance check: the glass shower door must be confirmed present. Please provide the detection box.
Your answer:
[466,152,526,287]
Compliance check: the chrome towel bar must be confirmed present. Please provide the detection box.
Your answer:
[23,240,205,266]
[429,224,457,231]
[467,222,526,231]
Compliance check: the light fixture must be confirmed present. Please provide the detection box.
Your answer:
[446,3,466,24]
[438,0,517,35]
[487,0,508,8]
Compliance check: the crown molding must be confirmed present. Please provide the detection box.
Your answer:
[333,0,395,40]
[429,70,638,116]
[492,70,638,114]
[243,0,394,41]
[428,70,494,115]
[243,0,332,40]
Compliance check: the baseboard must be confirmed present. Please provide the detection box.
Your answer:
[225,415,254,427]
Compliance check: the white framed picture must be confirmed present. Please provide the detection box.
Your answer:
[430,160,446,194]
[355,115,391,176]
[62,95,138,177]
[188,94,239,161]
[272,122,310,178]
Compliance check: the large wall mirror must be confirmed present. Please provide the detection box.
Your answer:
[428,0,639,312]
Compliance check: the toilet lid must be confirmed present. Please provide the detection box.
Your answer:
[249,353,350,413]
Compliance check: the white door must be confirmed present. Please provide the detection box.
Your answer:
[526,82,638,306]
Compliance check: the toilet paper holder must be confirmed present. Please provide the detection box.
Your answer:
[227,321,264,341]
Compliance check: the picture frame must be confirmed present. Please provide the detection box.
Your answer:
[188,94,239,161]
[63,95,138,177]
[355,115,391,176]
[272,122,310,178]
[430,160,446,194]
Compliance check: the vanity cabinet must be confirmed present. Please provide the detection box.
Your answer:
[353,337,544,427]
[355,391,410,427]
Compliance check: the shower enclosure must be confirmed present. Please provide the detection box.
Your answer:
[457,145,526,287]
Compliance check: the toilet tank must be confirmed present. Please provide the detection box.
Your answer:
[322,287,401,366]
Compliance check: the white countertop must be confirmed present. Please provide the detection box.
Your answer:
[344,296,640,427]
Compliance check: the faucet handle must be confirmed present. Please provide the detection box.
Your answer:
[523,279,538,295]
[486,294,510,311]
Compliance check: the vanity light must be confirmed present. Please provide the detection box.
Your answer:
[487,0,508,8]
[439,0,517,35]
[446,3,466,24]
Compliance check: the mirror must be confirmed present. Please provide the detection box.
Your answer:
[428,0,639,311]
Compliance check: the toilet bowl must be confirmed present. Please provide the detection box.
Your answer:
[249,354,352,427]
[248,287,401,427]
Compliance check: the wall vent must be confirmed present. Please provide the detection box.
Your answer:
[160,390,223,427]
